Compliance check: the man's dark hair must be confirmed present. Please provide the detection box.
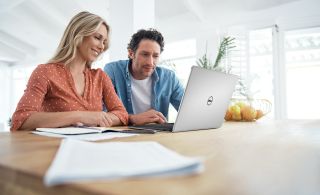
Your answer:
[127,28,164,53]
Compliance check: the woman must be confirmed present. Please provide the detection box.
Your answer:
[11,11,128,131]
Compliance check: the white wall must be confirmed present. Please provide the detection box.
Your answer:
[108,0,155,61]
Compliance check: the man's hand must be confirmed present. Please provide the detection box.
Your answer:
[129,109,167,125]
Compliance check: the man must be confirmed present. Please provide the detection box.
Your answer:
[104,29,184,125]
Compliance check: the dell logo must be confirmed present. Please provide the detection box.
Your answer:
[207,96,213,105]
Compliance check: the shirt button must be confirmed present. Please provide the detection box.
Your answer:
[128,99,131,102]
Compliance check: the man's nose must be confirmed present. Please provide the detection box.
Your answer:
[146,55,154,65]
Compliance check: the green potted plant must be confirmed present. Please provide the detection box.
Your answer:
[196,36,235,73]
[196,36,250,99]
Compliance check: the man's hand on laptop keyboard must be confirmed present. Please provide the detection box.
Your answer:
[129,109,167,125]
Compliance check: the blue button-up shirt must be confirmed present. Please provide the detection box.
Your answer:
[104,60,184,118]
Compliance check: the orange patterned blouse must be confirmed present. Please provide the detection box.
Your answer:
[11,63,128,131]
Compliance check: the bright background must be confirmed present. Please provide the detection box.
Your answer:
[1,0,320,130]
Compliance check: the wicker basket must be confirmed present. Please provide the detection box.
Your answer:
[225,98,272,121]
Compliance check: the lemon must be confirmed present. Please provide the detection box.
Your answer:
[229,105,241,121]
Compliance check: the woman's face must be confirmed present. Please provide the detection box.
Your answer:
[78,24,108,63]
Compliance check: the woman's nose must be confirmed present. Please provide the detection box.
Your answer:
[98,41,104,51]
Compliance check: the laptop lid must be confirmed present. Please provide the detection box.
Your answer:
[172,66,238,132]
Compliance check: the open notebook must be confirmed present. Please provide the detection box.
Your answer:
[36,126,156,135]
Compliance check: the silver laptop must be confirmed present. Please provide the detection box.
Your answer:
[129,66,238,133]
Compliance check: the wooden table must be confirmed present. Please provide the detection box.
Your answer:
[1,120,320,195]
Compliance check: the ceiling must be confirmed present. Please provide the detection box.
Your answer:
[0,0,307,66]
[156,0,299,21]
[0,0,109,66]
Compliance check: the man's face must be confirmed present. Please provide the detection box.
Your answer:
[129,39,161,80]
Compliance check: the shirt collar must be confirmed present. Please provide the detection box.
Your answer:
[152,67,159,82]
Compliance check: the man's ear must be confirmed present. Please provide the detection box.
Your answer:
[128,49,134,59]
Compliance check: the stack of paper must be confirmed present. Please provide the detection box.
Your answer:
[44,139,203,186]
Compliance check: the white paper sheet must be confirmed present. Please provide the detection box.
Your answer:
[32,131,137,141]
[44,139,203,186]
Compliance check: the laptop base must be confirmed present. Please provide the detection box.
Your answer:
[129,123,174,131]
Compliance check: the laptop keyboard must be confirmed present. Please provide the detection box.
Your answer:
[130,123,174,131]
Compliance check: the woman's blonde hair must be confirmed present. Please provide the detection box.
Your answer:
[48,11,110,68]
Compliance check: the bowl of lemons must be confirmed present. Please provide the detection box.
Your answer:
[225,98,271,122]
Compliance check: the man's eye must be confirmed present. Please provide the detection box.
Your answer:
[95,36,101,40]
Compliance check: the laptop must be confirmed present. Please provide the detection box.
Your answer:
[129,66,238,133]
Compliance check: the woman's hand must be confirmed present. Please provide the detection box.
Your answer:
[79,111,117,127]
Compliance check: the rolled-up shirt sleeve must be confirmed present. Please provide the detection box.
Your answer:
[11,65,49,131]
[101,73,128,125]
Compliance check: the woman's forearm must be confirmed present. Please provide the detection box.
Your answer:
[19,111,124,130]
[20,111,81,130]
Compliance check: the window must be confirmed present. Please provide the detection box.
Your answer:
[227,25,320,119]
[227,27,275,117]
[248,28,275,117]
[284,27,320,119]
[161,39,196,86]
[11,66,36,113]
[160,39,197,121]
[0,67,12,131]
